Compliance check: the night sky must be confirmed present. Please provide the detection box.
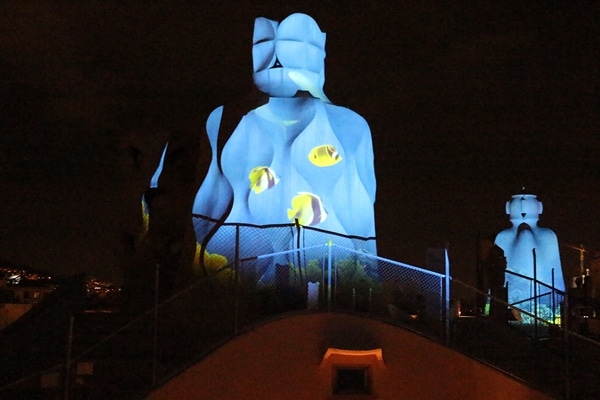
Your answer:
[1,1,598,284]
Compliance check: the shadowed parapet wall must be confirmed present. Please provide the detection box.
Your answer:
[145,313,554,400]
[0,303,33,330]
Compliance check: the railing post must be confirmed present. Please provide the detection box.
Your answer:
[533,248,537,339]
[445,247,450,345]
[152,263,159,387]
[327,240,333,311]
[295,219,301,249]
[64,315,74,400]
[295,219,302,277]
[564,291,571,400]
[551,268,556,324]
[234,225,240,335]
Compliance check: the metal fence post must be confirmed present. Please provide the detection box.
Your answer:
[64,315,74,400]
[445,248,451,345]
[551,268,556,323]
[564,291,571,400]
[533,248,537,339]
[234,225,240,335]
[152,263,159,387]
[327,240,333,311]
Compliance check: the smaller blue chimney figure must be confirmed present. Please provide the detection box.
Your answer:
[494,193,565,322]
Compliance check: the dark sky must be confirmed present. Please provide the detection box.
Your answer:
[1,1,598,283]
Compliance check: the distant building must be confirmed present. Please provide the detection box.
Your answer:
[0,278,56,330]
[9,282,56,304]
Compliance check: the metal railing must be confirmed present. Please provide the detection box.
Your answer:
[1,222,599,399]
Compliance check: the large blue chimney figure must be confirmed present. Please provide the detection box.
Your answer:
[191,13,377,275]
[494,193,565,321]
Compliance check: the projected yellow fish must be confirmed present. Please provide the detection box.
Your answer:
[308,145,342,167]
[249,166,280,194]
[193,243,229,271]
[287,192,327,226]
[140,198,150,240]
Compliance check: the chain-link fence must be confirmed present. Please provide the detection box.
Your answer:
[0,276,240,400]
[449,277,600,399]
[1,220,599,399]
[505,269,564,325]
[235,241,446,338]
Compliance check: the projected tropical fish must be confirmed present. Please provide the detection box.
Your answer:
[193,243,234,283]
[249,166,280,194]
[193,243,229,271]
[287,192,327,226]
[308,145,342,167]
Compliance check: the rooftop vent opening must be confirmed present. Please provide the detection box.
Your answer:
[334,366,371,395]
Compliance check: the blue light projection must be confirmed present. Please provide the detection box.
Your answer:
[494,193,565,320]
[140,144,169,240]
[192,13,377,272]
